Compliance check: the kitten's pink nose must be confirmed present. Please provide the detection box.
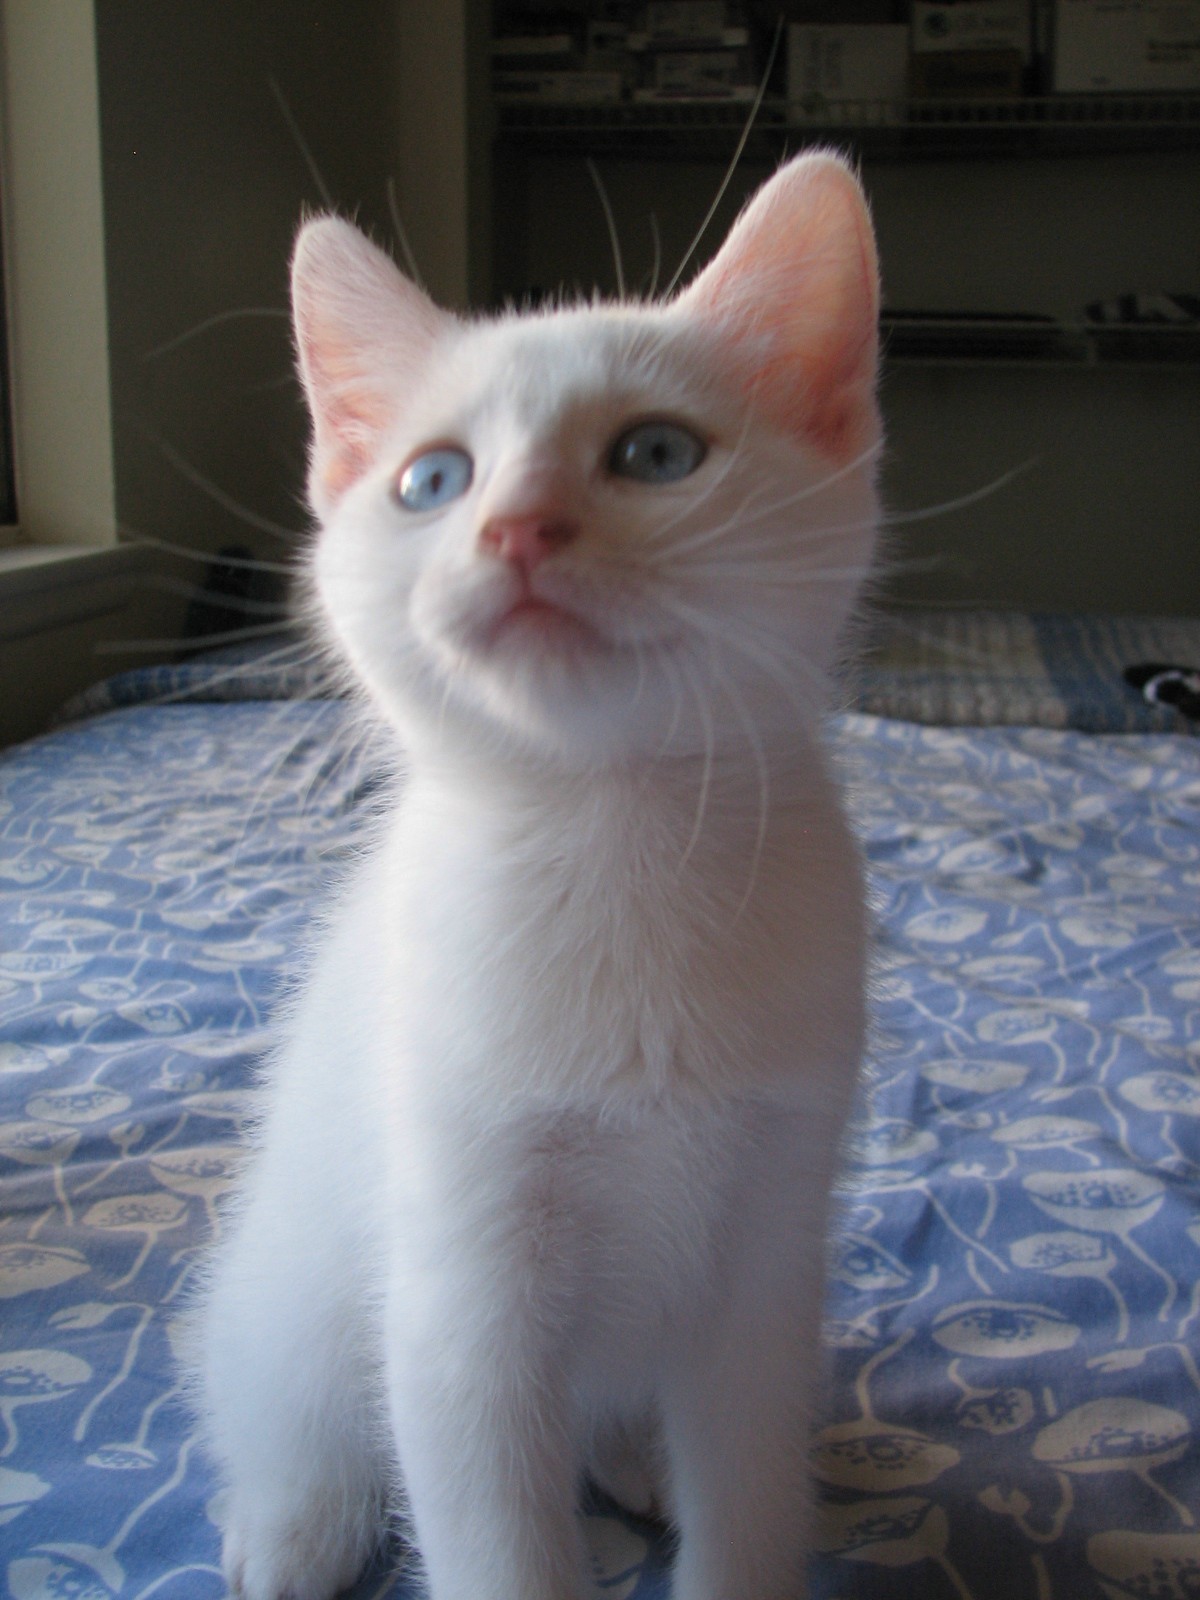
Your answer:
[479,514,578,573]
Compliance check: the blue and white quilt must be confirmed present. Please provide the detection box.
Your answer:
[1,664,1198,1598]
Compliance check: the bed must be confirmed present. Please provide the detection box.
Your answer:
[1,610,1198,1599]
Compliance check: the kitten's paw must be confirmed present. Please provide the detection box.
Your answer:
[221,1505,376,1600]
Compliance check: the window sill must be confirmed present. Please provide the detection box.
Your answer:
[0,541,155,643]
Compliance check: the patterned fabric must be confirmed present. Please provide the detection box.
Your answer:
[1,692,1198,1598]
[854,610,1200,734]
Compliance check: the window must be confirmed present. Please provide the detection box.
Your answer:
[0,170,16,533]
[0,0,116,556]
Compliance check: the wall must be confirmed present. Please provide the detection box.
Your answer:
[94,0,408,571]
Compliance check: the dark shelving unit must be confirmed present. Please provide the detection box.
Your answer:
[495,93,1200,160]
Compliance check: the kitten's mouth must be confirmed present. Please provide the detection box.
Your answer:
[485,591,608,653]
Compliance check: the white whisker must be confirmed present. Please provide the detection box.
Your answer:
[655,646,688,759]
[118,526,299,576]
[683,559,875,588]
[662,437,886,564]
[142,308,290,363]
[386,176,426,289]
[674,454,1032,575]
[651,483,770,563]
[587,159,626,301]
[628,633,649,717]
[154,436,306,542]
[268,74,335,210]
[433,637,468,742]
[881,459,1038,527]
[230,697,335,865]
[143,576,293,617]
[662,17,783,299]
[677,656,716,874]
[95,620,295,655]
[651,391,861,562]
[787,437,886,504]
[663,593,827,722]
[702,636,769,921]
[646,212,662,301]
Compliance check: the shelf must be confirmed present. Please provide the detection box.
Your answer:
[883,317,1200,365]
[494,92,1200,158]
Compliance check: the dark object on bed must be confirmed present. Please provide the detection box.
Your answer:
[182,545,290,647]
[1125,662,1200,721]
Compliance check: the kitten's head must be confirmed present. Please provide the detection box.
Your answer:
[292,153,880,770]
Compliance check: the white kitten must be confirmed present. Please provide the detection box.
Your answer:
[195,151,882,1600]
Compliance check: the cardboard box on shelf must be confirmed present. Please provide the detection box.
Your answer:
[912,2,1032,59]
[628,26,749,48]
[630,26,752,49]
[1051,0,1200,90]
[650,48,750,93]
[787,24,910,108]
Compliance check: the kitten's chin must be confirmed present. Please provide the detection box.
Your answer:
[446,632,648,765]
[390,609,668,769]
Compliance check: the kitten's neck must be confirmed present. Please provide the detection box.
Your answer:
[388,717,865,1109]
[414,718,826,797]
[402,727,844,894]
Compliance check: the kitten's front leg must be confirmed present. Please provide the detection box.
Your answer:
[201,1187,385,1600]
[385,1254,590,1600]
[664,1289,822,1600]
[662,1129,838,1600]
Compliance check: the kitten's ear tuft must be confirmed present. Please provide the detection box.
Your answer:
[291,217,451,513]
[675,153,880,463]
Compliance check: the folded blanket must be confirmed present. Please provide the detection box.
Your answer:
[854,611,1200,733]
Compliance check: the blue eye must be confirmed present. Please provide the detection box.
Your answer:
[396,447,473,511]
[609,421,706,485]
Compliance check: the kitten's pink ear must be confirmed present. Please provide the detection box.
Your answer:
[675,153,880,462]
[291,217,451,512]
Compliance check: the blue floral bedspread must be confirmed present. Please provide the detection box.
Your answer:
[0,689,1197,1599]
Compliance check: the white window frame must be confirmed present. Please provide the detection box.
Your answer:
[0,0,116,561]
